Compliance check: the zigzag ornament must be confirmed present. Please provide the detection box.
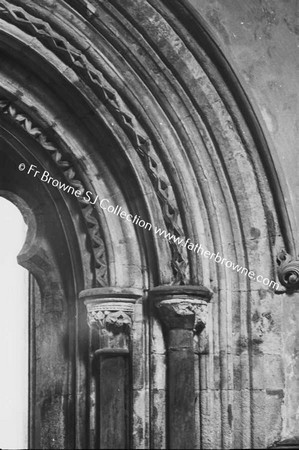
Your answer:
[0,0,188,284]
[0,98,108,287]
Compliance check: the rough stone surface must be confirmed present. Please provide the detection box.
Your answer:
[0,0,298,448]
[188,0,299,230]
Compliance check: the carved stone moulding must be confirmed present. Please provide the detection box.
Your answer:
[0,97,108,288]
[277,249,299,292]
[79,287,143,335]
[149,285,213,333]
[0,0,188,285]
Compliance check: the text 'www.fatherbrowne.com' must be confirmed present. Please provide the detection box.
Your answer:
[19,162,280,291]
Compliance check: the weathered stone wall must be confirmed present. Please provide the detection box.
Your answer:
[188,0,299,230]
[0,0,298,448]
[187,0,299,444]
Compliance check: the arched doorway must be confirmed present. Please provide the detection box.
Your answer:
[0,1,296,448]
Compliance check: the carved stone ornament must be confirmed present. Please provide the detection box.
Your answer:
[156,298,208,333]
[0,98,107,287]
[0,0,187,284]
[86,302,133,334]
[277,249,299,291]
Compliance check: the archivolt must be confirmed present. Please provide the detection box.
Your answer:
[0,1,293,447]
[0,97,108,286]
[0,0,291,290]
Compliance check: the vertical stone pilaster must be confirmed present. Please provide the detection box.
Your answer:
[79,287,142,450]
[149,285,212,450]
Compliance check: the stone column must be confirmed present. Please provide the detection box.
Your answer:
[149,285,212,450]
[79,287,142,450]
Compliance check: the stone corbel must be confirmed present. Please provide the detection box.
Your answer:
[277,250,299,293]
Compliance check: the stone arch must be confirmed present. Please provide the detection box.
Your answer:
[0,1,293,449]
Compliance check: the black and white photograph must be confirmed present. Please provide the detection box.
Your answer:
[0,0,298,449]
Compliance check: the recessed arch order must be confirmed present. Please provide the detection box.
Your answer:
[0,1,293,449]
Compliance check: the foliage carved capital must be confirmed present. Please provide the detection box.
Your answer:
[86,302,133,335]
[149,285,212,334]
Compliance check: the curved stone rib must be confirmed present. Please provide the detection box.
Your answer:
[0,0,187,283]
[0,97,108,287]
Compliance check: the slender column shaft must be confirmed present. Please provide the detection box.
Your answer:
[150,286,212,450]
[96,351,129,449]
[79,287,142,450]
[168,329,195,449]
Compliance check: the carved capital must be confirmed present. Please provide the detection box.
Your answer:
[149,285,212,334]
[156,298,208,333]
[277,250,299,291]
[79,287,143,336]
[86,302,133,335]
